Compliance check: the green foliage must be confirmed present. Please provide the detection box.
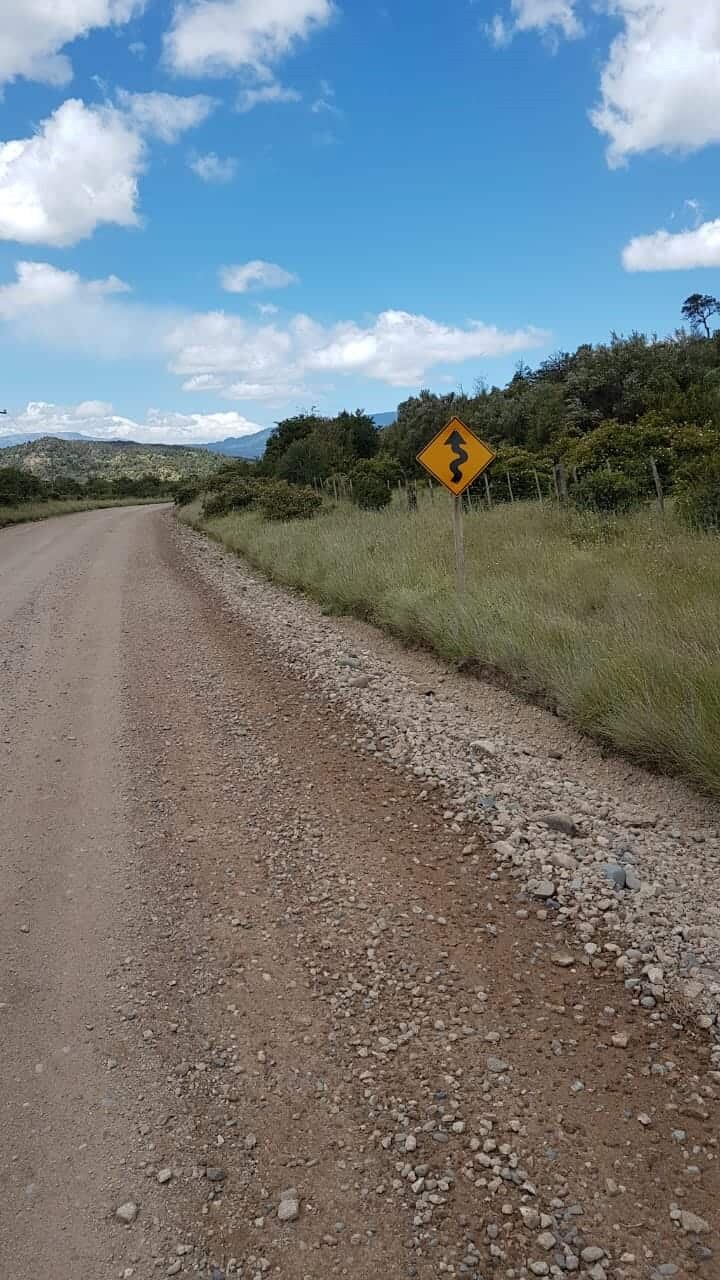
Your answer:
[203,459,256,492]
[268,409,379,484]
[571,467,646,514]
[256,480,321,522]
[486,446,551,502]
[381,332,720,472]
[202,478,260,518]
[350,457,400,509]
[675,456,720,530]
[0,466,44,506]
[262,413,328,475]
[276,433,333,485]
[682,294,720,339]
[0,459,173,509]
[174,480,202,507]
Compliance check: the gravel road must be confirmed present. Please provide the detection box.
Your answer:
[1,506,718,1280]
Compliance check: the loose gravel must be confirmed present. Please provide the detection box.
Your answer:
[177,517,720,1037]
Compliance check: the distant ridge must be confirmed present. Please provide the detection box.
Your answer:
[0,435,224,482]
[198,427,274,459]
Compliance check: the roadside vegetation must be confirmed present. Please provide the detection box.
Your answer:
[180,492,720,796]
[0,465,172,529]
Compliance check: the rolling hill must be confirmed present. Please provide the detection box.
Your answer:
[0,436,225,483]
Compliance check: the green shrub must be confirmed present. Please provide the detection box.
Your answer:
[202,478,260,519]
[571,468,645,514]
[488,447,552,502]
[204,459,255,493]
[350,458,399,510]
[675,456,720,529]
[174,481,201,507]
[0,466,44,506]
[256,480,321,521]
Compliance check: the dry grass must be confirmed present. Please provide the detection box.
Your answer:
[0,496,165,530]
[181,495,720,795]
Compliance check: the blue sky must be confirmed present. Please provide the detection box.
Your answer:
[1,0,719,442]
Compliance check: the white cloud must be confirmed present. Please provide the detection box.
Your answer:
[164,0,334,77]
[189,151,238,182]
[623,218,720,271]
[237,83,301,112]
[0,0,143,89]
[220,260,299,293]
[165,307,549,392]
[298,310,548,384]
[491,0,720,165]
[488,0,581,45]
[115,89,216,142]
[0,401,264,444]
[591,1,720,166]
[0,93,215,248]
[0,261,174,356]
[0,261,549,405]
[0,100,143,247]
[75,399,115,417]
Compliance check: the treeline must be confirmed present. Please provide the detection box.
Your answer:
[267,330,720,523]
[179,321,720,527]
[0,466,173,507]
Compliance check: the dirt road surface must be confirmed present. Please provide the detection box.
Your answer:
[1,506,718,1280]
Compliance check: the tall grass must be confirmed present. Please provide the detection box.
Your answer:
[0,496,165,530]
[182,495,720,795]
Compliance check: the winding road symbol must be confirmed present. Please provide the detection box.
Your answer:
[445,428,469,485]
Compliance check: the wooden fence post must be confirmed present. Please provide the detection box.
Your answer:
[650,457,664,513]
[506,472,515,503]
[484,473,492,508]
[533,469,543,504]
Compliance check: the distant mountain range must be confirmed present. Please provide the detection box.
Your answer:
[195,426,275,458]
[0,412,397,468]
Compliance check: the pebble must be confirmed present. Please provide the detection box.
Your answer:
[581,1246,605,1263]
[157,1168,173,1184]
[535,813,578,836]
[278,1188,300,1222]
[678,1209,710,1234]
[534,880,555,899]
[601,863,626,889]
[486,1056,510,1074]
[115,1201,139,1225]
[551,951,575,968]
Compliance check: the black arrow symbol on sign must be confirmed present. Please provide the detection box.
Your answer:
[445,428,469,484]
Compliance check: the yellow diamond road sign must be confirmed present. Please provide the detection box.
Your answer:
[416,417,496,496]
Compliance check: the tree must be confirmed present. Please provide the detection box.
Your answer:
[681,294,720,339]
